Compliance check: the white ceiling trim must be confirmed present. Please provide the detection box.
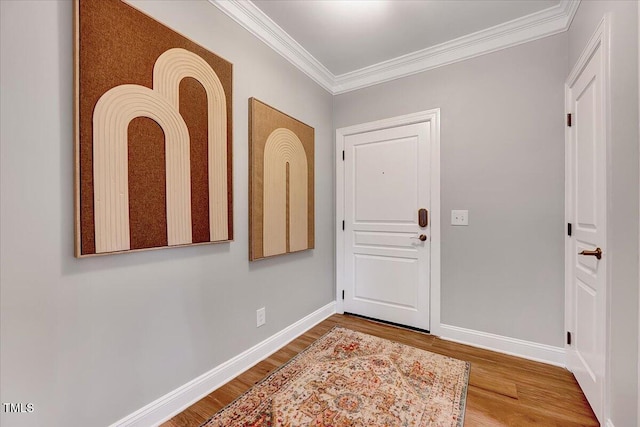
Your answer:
[333,0,581,93]
[210,0,581,95]
[209,0,335,92]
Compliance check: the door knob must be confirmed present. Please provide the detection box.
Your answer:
[411,234,427,241]
[579,247,602,260]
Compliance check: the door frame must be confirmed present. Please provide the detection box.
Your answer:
[564,15,611,423]
[335,109,441,335]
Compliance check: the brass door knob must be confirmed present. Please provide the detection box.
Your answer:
[411,234,427,241]
[579,247,602,260]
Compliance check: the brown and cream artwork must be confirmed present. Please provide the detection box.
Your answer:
[74,0,233,257]
[249,98,314,261]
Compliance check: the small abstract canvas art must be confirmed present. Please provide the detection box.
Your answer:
[74,0,233,257]
[249,98,315,261]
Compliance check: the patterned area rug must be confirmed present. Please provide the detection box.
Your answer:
[201,327,470,427]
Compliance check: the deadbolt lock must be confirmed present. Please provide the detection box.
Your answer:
[418,208,428,227]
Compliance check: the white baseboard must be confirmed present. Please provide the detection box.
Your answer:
[439,323,566,367]
[109,301,336,427]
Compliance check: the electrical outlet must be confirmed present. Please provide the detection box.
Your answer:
[451,210,469,226]
[256,307,266,327]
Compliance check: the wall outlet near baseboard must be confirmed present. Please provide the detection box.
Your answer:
[256,307,266,327]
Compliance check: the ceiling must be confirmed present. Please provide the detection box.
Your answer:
[212,0,580,93]
[251,0,560,76]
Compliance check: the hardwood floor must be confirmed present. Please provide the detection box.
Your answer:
[162,314,598,427]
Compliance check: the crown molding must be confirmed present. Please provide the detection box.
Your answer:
[209,0,334,92]
[333,0,581,93]
[210,0,581,95]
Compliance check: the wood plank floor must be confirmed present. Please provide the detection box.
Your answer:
[162,314,598,427]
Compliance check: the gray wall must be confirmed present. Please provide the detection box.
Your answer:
[1,0,637,426]
[0,1,334,426]
[567,1,639,426]
[334,34,569,347]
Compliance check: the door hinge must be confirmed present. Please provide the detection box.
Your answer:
[342,220,345,231]
[567,223,572,236]
[567,331,572,345]
[342,150,345,161]
[566,113,572,127]
[342,290,345,300]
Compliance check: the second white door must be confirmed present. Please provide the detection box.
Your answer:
[565,18,608,423]
[343,122,431,330]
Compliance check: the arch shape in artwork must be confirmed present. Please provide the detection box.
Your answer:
[263,128,308,256]
[92,84,192,253]
[154,48,228,241]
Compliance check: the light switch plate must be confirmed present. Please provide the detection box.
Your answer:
[256,307,266,327]
[451,210,469,226]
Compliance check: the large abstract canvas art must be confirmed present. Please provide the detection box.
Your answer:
[74,0,233,257]
[249,99,314,261]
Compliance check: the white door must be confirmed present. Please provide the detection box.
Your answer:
[565,19,608,423]
[342,122,431,330]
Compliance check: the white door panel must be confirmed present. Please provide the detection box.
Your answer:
[343,122,431,330]
[566,21,608,423]
[353,231,416,248]
[575,68,598,230]
[354,254,419,308]
[354,137,418,223]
